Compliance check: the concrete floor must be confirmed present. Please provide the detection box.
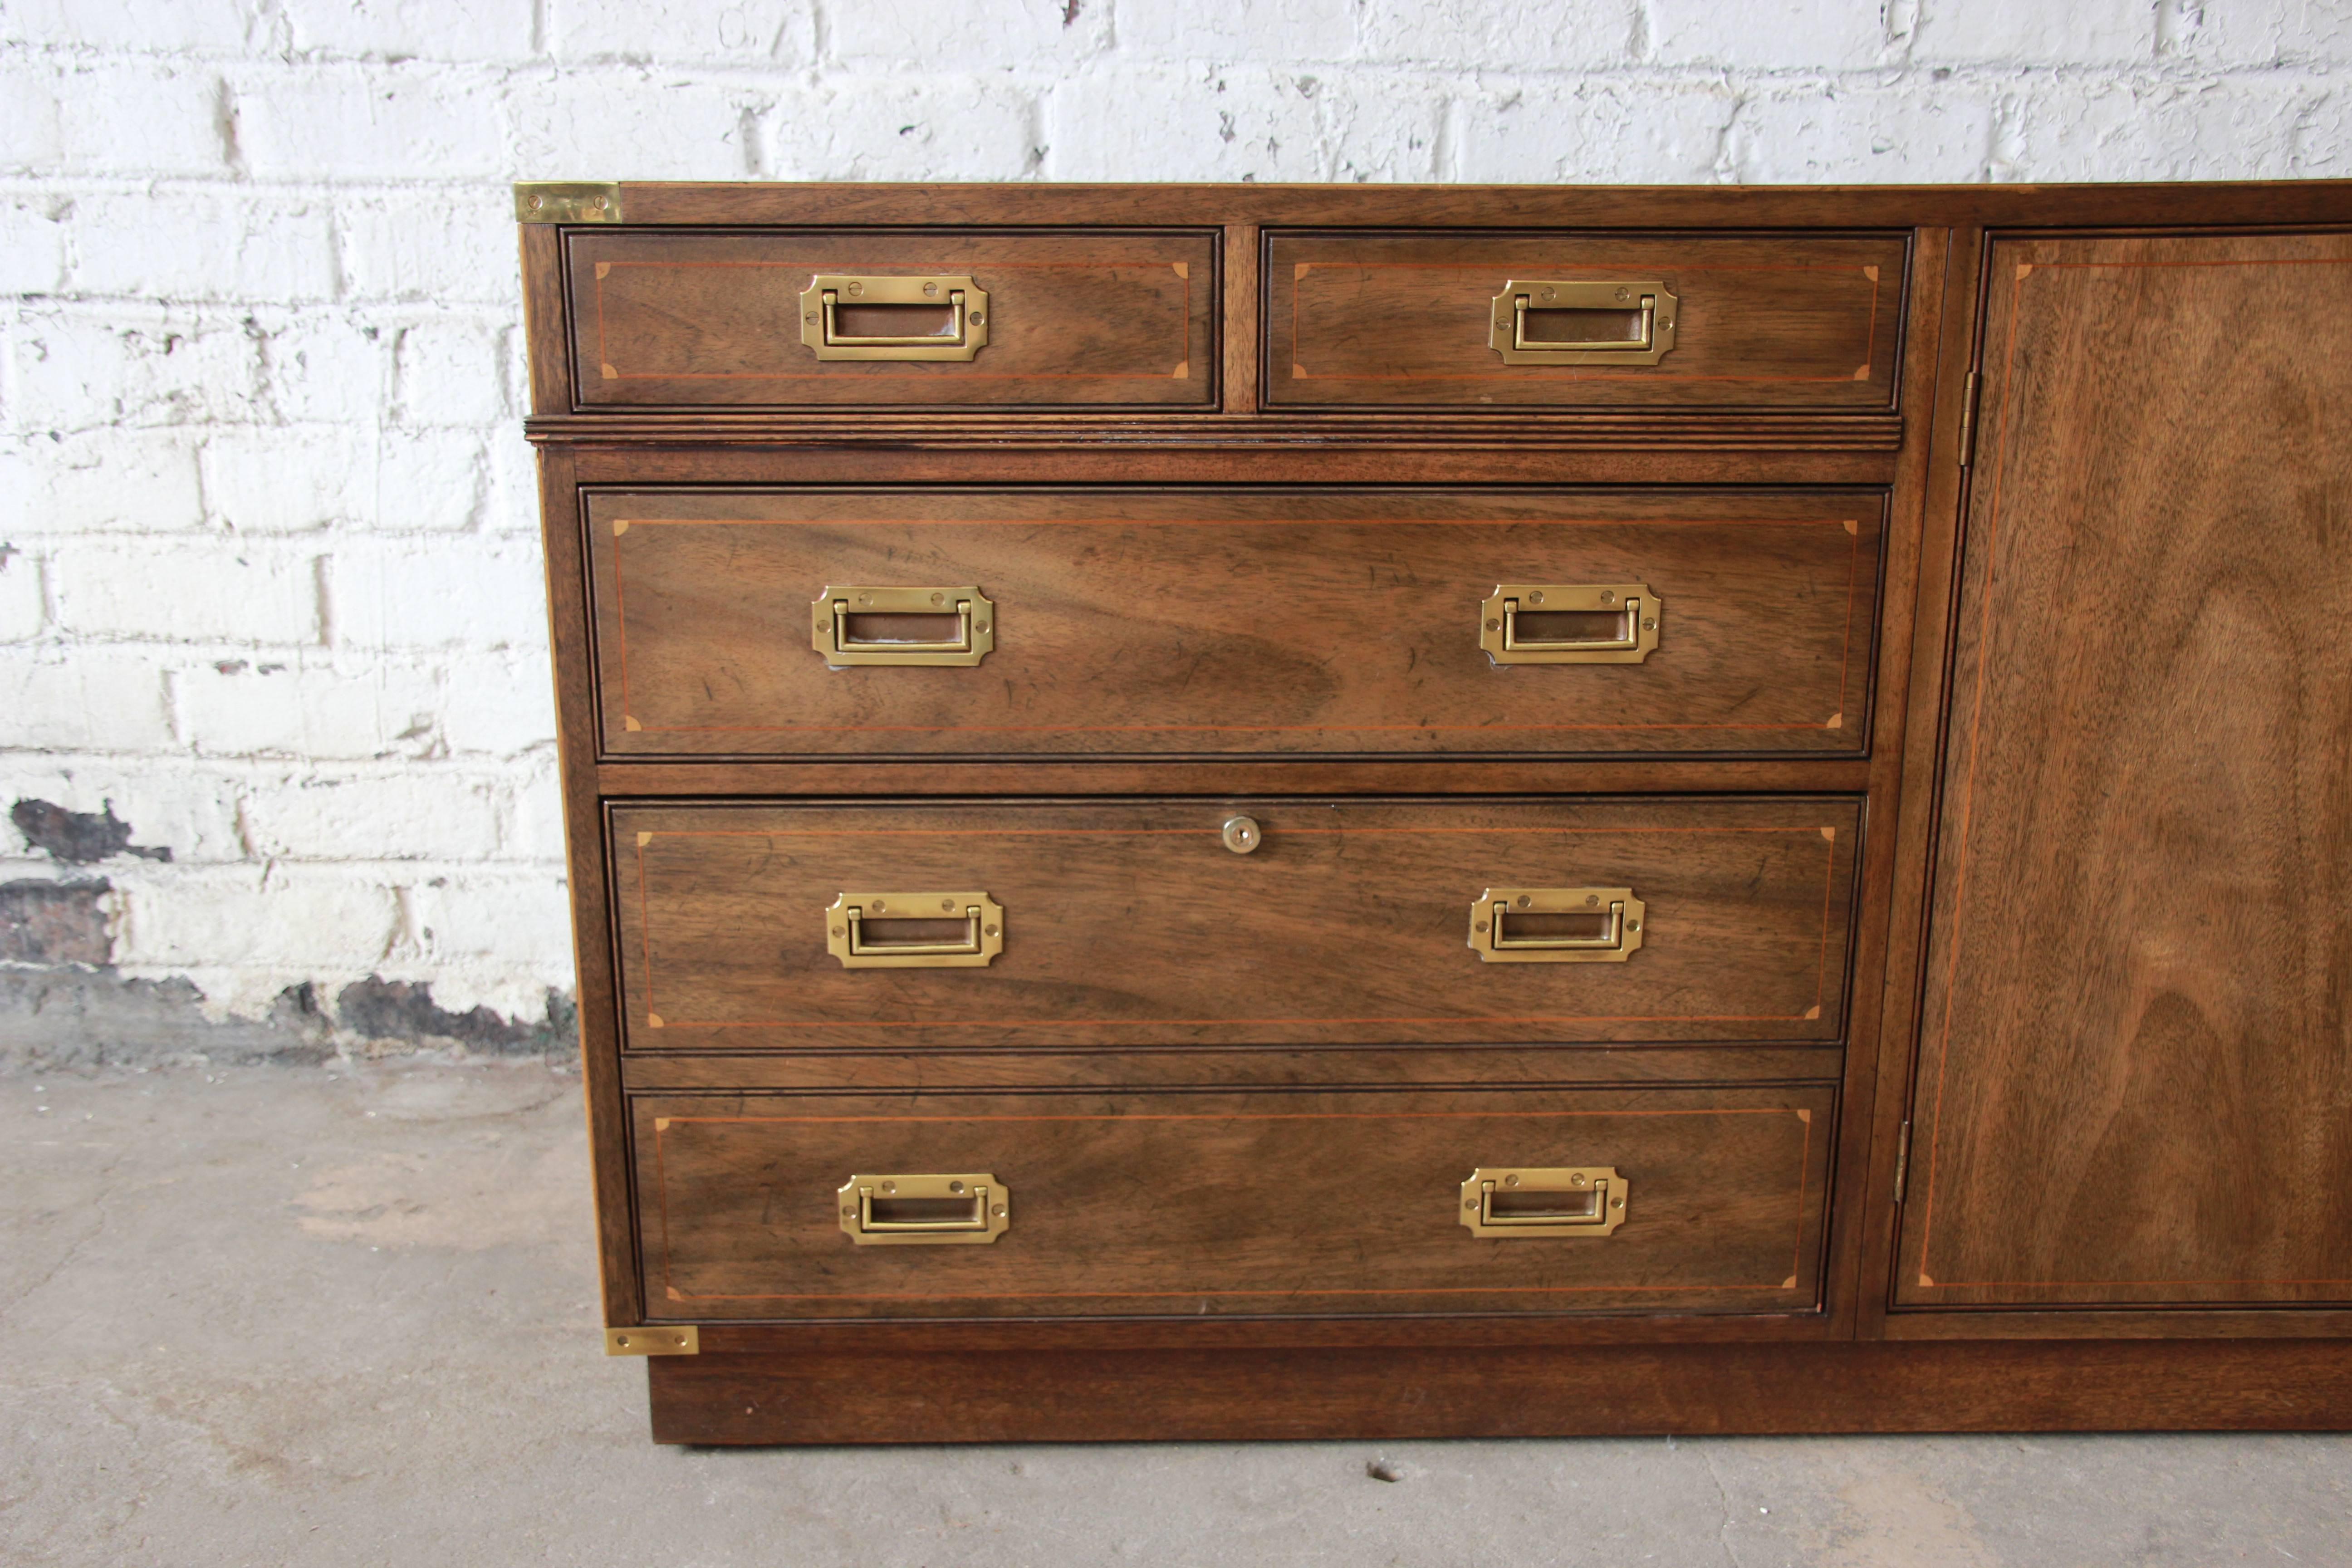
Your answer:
[4,1063,2348,1568]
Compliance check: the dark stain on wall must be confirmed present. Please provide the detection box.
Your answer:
[11,799,173,864]
[336,978,578,1056]
[0,878,112,965]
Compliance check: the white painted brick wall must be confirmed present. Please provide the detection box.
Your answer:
[0,1,2344,1028]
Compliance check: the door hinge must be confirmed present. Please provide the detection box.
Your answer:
[1955,371,1981,467]
[604,1325,698,1356]
[515,181,623,224]
[1891,1121,1913,1204]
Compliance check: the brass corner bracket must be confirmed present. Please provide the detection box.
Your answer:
[604,1325,698,1356]
[516,182,623,224]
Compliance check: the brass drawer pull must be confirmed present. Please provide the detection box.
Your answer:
[1460,1166,1627,1237]
[813,585,995,666]
[1480,583,1660,665]
[799,274,990,361]
[838,1173,1009,1245]
[1490,279,1677,365]
[1470,887,1644,963]
[826,891,1004,969]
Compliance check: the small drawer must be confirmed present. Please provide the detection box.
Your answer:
[585,488,1883,758]
[567,229,1215,408]
[610,797,1860,1051]
[632,1084,1834,1320]
[1266,230,1906,410]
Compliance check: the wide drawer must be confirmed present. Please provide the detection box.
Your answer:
[1266,230,1907,409]
[610,797,1860,1050]
[565,228,1216,408]
[585,489,1883,757]
[632,1085,1835,1320]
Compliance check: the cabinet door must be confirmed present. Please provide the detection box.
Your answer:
[1895,232,2352,1311]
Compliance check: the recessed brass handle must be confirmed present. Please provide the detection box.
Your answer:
[838,1173,1009,1245]
[813,585,994,666]
[799,274,990,361]
[1470,887,1644,963]
[1480,583,1659,665]
[1489,279,1677,366]
[1460,1166,1627,1238]
[826,892,1004,969]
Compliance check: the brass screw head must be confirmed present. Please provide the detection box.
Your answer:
[1585,894,1599,906]
[1504,1174,1521,1187]
[805,311,818,324]
[1222,815,1263,854]
[1627,920,1640,932]
[1642,617,1656,630]
[923,281,938,296]
[1539,286,1555,301]
[1516,895,1532,908]
[1614,286,1628,301]
[1571,1172,1588,1187]
[1485,617,1501,631]
[880,1181,896,1194]
[991,1204,1006,1217]
[846,280,863,296]
[1611,1197,1624,1210]
[1475,919,1490,933]
[948,1180,964,1193]
[974,621,990,633]
[983,923,998,936]
[1600,589,1615,604]
[528,194,544,209]
[841,1205,855,1218]
[1528,589,1545,604]
[930,591,945,605]
[872,899,886,911]
[969,312,983,324]
[941,899,955,912]
[831,925,845,938]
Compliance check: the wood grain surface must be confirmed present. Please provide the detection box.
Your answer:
[1896,231,2352,1310]
[615,1044,1841,1093]
[584,488,1883,759]
[632,1084,1833,1320]
[1267,231,1907,409]
[609,797,1861,1050]
[602,180,2352,236]
[566,228,1215,407]
[646,1338,2352,1442]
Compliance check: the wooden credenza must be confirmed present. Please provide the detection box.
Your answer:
[516,181,2352,1442]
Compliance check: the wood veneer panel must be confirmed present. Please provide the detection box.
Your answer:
[616,1044,1840,1093]
[647,1338,2352,1442]
[585,488,1884,759]
[596,757,1876,797]
[567,229,1214,408]
[632,1085,1832,1320]
[1267,231,1906,410]
[607,181,2352,235]
[610,796,1861,1050]
[1896,231,2352,1310]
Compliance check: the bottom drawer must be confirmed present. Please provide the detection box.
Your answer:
[632,1086,1834,1320]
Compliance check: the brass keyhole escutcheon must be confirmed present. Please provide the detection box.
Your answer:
[1222,815,1263,854]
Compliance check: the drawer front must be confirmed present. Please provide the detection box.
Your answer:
[568,229,1215,407]
[1267,231,1906,409]
[610,798,1860,1050]
[632,1085,1834,1320]
[586,489,1882,758]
